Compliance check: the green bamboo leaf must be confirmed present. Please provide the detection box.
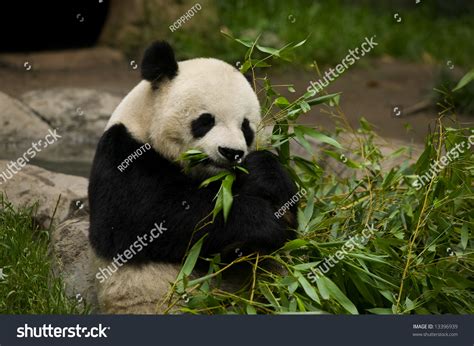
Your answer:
[275,96,290,108]
[319,276,358,314]
[260,283,280,309]
[314,275,330,300]
[222,174,235,222]
[324,150,362,168]
[453,68,474,91]
[246,305,257,314]
[293,262,321,270]
[291,38,308,49]
[234,165,249,174]
[296,126,343,149]
[298,100,311,113]
[297,274,321,304]
[199,172,229,188]
[256,44,280,56]
[296,296,306,312]
[293,127,314,155]
[240,60,252,73]
[282,239,308,251]
[460,223,469,249]
[177,235,207,284]
[305,92,341,106]
[359,117,373,131]
[212,187,223,220]
[253,60,271,68]
[405,297,415,312]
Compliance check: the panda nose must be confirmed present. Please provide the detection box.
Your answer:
[218,147,244,163]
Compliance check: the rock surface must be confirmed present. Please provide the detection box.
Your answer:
[52,217,97,310]
[0,91,50,142]
[21,87,121,139]
[0,89,118,172]
[0,160,88,228]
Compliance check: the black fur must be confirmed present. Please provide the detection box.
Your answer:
[241,118,254,147]
[89,124,298,264]
[140,41,178,87]
[243,73,253,85]
[191,113,215,139]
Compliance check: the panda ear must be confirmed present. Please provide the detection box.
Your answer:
[141,41,178,86]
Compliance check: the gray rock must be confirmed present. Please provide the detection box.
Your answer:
[21,88,121,141]
[52,217,97,310]
[0,160,88,228]
[0,91,50,142]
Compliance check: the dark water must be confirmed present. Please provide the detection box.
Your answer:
[30,158,92,178]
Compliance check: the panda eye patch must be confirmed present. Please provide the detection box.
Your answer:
[191,113,215,138]
[241,118,254,146]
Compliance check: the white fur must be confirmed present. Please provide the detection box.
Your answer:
[93,253,181,314]
[96,57,261,314]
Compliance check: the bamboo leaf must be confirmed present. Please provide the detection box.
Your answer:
[319,276,358,314]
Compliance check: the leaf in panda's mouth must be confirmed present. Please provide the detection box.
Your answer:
[178,149,237,170]
[178,149,209,168]
[178,149,249,222]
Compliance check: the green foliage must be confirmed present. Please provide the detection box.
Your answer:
[0,196,89,314]
[131,0,474,68]
[453,68,474,92]
[169,36,474,315]
[179,149,249,222]
[434,69,474,116]
[178,149,209,172]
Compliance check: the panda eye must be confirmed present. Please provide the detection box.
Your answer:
[241,118,254,147]
[191,113,215,138]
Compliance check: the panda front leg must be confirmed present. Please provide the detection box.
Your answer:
[199,150,299,258]
[124,149,299,262]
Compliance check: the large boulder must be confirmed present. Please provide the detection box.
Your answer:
[0,91,50,143]
[21,88,121,140]
[0,160,88,228]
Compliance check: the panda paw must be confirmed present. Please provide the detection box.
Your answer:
[239,150,298,206]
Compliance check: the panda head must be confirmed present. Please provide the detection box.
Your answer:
[137,41,260,176]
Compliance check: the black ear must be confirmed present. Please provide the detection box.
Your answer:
[141,41,178,86]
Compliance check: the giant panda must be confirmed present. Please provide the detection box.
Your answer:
[88,41,298,314]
